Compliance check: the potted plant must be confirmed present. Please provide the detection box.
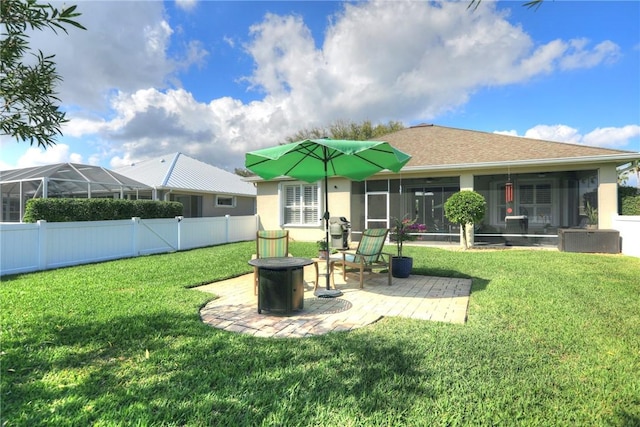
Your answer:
[391,216,426,278]
[317,238,329,259]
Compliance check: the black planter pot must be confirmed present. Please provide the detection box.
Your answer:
[392,256,413,278]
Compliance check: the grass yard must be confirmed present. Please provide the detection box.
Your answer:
[1,242,639,426]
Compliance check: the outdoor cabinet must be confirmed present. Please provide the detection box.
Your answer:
[258,267,304,314]
[558,229,620,254]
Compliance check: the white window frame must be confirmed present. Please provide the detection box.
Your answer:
[491,179,557,226]
[215,195,236,208]
[280,182,321,227]
[517,180,554,225]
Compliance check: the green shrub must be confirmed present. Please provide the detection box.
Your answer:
[618,186,640,215]
[622,195,640,215]
[444,190,486,249]
[23,198,183,222]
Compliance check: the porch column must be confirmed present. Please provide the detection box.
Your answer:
[459,173,475,247]
[598,165,618,229]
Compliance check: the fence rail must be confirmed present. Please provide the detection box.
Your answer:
[1,215,258,276]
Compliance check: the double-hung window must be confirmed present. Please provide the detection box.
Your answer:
[518,182,552,224]
[282,182,319,225]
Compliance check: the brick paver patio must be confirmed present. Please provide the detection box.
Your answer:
[196,265,471,338]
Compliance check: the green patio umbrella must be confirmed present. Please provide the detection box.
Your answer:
[245,138,412,296]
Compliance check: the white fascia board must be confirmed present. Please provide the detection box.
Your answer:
[399,153,640,174]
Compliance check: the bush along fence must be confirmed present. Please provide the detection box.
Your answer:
[23,198,183,222]
[0,215,259,276]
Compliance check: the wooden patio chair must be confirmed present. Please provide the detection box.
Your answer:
[252,230,291,295]
[336,228,392,289]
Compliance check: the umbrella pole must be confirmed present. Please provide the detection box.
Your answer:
[324,175,331,290]
[316,167,342,298]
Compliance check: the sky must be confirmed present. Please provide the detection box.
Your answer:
[1,0,639,183]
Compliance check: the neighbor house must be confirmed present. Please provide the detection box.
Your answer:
[249,124,640,247]
[0,163,151,222]
[1,152,256,222]
[115,152,256,218]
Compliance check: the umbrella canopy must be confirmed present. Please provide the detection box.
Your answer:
[245,138,412,294]
[245,139,411,183]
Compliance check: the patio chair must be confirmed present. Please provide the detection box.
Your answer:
[336,228,392,289]
[252,230,291,295]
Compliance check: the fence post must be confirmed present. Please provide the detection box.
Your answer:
[177,216,183,251]
[225,215,230,243]
[132,217,140,256]
[37,220,47,271]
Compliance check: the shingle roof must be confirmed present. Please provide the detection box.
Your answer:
[115,153,256,197]
[376,124,639,170]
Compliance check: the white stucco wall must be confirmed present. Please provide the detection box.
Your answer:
[612,214,640,258]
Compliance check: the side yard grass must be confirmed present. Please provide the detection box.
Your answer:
[1,242,639,426]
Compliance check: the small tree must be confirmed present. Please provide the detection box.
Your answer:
[1,0,86,148]
[444,191,486,249]
[285,119,405,143]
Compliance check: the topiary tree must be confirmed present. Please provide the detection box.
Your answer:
[444,190,486,249]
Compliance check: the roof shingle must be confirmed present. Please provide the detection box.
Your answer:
[377,124,639,168]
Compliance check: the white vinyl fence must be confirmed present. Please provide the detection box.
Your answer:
[611,214,640,258]
[0,215,258,276]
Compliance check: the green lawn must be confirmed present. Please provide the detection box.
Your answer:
[1,242,639,426]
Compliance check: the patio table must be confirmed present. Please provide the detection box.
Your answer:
[248,257,313,314]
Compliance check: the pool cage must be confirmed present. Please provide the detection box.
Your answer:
[1,163,152,222]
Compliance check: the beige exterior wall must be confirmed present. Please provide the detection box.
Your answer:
[598,164,619,229]
[165,191,256,217]
[459,173,474,190]
[256,177,352,242]
[201,194,255,217]
[254,161,628,244]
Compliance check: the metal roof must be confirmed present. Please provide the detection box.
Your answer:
[115,152,256,197]
[0,163,150,196]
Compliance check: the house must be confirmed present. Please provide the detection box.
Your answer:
[0,152,256,222]
[115,152,256,218]
[0,163,151,222]
[249,124,640,247]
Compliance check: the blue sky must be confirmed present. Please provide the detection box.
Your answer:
[1,0,639,182]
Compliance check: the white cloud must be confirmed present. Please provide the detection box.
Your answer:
[28,1,206,111]
[12,0,628,171]
[15,145,84,168]
[175,0,198,12]
[498,124,640,150]
[524,125,583,144]
[582,125,640,148]
[560,39,621,70]
[494,130,519,137]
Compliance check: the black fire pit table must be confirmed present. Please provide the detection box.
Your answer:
[248,257,313,314]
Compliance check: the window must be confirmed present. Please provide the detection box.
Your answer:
[216,195,235,208]
[494,180,554,225]
[282,183,319,225]
[518,183,552,224]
